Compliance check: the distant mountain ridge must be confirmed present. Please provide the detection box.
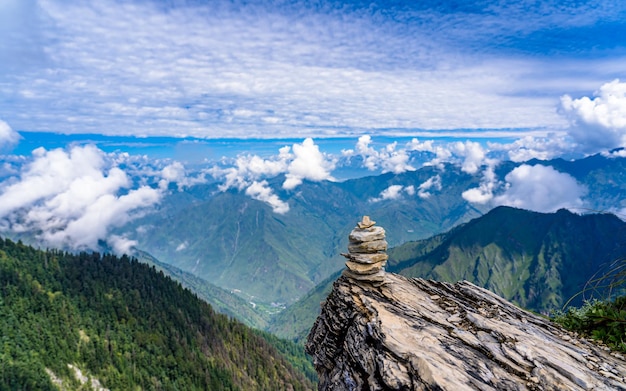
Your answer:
[389,206,626,312]
[270,206,626,341]
[118,154,625,308]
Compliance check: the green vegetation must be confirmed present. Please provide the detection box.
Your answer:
[267,271,341,343]
[554,297,626,353]
[388,206,626,314]
[0,238,314,390]
[554,255,626,353]
[136,250,271,329]
[119,164,490,306]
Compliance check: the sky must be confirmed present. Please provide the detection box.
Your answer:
[0,0,625,252]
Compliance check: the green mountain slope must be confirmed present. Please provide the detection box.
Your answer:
[267,270,341,343]
[271,206,626,341]
[388,206,626,313]
[123,164,488,306]
[0,238,314,390]
[135,250,270,329]
[115,154,625,311]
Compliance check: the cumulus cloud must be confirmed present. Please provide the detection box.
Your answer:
[157,161,210,190]
[488,134,572,162]
[0,145,162,252]
[561,79,626,154]
[216,148,290,191]
[418,175,442,199]
[283,138,335,190]
[107,234,138,255]
[0,120,21,149]
[344,135,415,174]
[493,164,586,212]
[452,141,487,174]
[370,184,415,203]
[462,164,498,204]
[245,180,289,214]
[210,138,333,211]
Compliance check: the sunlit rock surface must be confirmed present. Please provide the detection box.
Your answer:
[306,273,626,390]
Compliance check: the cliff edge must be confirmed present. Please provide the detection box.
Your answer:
[306,217,626,390]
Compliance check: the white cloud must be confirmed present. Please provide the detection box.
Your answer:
[175,241,188,252]
[210,138,332,208]
[493,164,586,212]
[406,138,435,153]
[245,180,289,214]
[0,145,162,251]
[488,135,572,162]
[107,234,137,255]
[214,148,291,191]
[370,184,415,203]
[0,0,623,139]
[561,79,626,154]
[283,138,335,190]
[0,120,20,148]
[462,164,499,204]
[418,175,442,199]
[345,135,415,174]
[452,141,487,174]
[210,138,333,211]
[422,144,453,170]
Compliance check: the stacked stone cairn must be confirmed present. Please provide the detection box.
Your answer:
[341,216,388,284]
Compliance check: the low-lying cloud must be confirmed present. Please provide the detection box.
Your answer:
[212,138,334,212]
[0,145,163,253]
[370,184,415,203]
[245,180,290,214]
[418,175,442,199]
[283,138,336,190]
[343,135,415,174]
[493,164,586,212]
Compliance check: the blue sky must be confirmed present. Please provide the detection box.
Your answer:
[0,0,625,252]
[1,0,625,142]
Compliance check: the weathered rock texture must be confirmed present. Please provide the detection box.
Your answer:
[306,273,626,390]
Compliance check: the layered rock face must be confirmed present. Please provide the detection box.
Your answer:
[306,218,626,390]
[341,216,388,285]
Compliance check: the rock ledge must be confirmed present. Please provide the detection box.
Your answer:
[306,273,626,390]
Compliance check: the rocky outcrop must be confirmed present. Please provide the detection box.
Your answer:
[306,217,626,390]
[306,274,626,390]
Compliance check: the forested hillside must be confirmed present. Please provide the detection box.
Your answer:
[388,206,626,313]
[0,238,313,390]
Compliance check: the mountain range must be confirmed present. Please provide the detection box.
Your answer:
[116,153,626,310]
[270,206,626,341]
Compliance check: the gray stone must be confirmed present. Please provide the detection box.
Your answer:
[349,226,386,243]
[347,239,388,253]
[344,260,386,275]
[341,252,388,264]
